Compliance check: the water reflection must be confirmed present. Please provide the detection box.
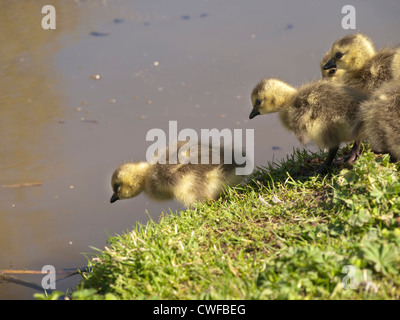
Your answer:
[0,0,80,299]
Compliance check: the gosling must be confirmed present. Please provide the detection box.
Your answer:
[353,79,400,161]
[110,141,246,207]
[323,33,398,94]
[321,50,360,162]
[249,78,367,172]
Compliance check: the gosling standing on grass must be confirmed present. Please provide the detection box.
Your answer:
[320,50,360,162]
[110,141,247,207]
[249,78,367,172]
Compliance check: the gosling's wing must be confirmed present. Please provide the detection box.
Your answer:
[361,48,397,91]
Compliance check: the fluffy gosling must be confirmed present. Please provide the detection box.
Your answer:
[354,79,400,161]
[323,33,398,93]
[249,78,367,172]
[321,50,361,162]
[110,141,245,207]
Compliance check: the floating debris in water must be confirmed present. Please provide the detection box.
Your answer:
[3,182,43,188]
[272,146,281,150]
[113,18,124,24]
[80,118,98,124]
[285,24,294,30]
[153,61,159,67]
[90,74,101,80]
[108,99,117,103]
[146,100,152,105]
[200,13,208,18]
[90,31,109,37]
[181,15,190,20]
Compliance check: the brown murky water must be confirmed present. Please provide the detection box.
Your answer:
[1,0,399,299]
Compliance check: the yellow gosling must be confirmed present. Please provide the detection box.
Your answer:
[249,78,367,172]
[110,142,246,207]
[320,50,360,162]
[323,33,398,94]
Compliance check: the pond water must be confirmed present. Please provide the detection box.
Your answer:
[1,0,399,299]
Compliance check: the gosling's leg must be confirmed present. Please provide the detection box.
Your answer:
[317,146,339,174]
[344,140,361,163]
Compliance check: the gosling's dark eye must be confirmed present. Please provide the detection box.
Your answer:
[113,184,120,192]
[255,99,262,106]
[328,69,336,75]
[335,52,343,59]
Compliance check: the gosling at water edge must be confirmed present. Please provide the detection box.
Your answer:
[249,78,367,172]
[110,141,247,207]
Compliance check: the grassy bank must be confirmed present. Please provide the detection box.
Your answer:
[39,145,400,299]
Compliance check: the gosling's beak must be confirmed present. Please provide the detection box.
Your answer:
[323,58,336,70]
[110,193,119,203]
[249,107,260,119]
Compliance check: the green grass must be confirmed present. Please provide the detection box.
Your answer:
[37,145,400,299]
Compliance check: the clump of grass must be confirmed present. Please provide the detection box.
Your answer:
[38,145,400,299]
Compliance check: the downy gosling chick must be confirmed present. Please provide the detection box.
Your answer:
[320,51,345,81]
[321,50,360,162]
[110,141,246,207]
[354,79,400,161]
[249,78,367,172]
[323,33,398,94]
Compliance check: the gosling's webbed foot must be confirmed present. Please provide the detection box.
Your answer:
[342,147,360,163]
[316,146,339,175]
[343,140,361,164]
[343,152,359,164]
[316,163,329,175]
